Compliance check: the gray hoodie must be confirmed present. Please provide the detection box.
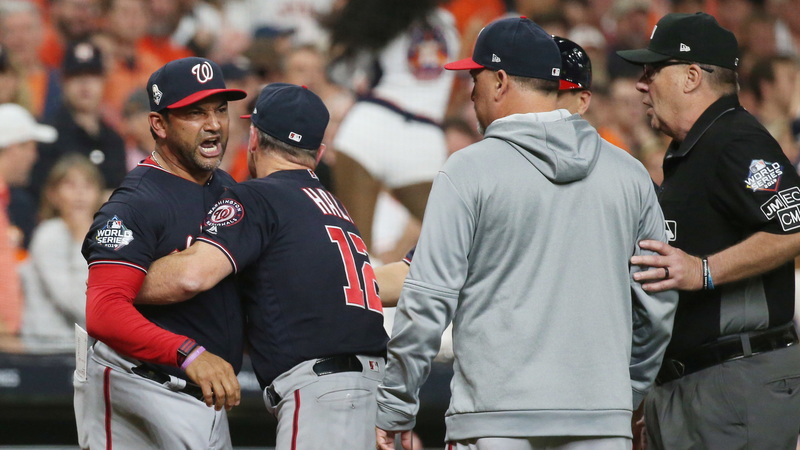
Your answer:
[376,111,678,441]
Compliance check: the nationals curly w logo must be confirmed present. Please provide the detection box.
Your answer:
[191,61,214,84]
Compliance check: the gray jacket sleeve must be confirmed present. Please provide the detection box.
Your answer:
[376,171,475,431]
[629,182,678,409]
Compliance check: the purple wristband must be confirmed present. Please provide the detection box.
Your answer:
[180,346,206,371]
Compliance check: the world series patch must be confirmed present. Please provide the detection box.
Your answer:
[204,199,244,235]
[745,159,782,192]
[95,216,134,250]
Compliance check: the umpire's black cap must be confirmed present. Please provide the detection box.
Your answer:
[445,17,562,82]
[241,83,329,150]
[554,36,592,90]
[616,13,739,70]
[147,57,247,112]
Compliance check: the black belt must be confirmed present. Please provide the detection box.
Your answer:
[313,354,363,376]
[266,355,365,405]
[656,323,799,385]
[131,365,205,402]
[358,96,443,129]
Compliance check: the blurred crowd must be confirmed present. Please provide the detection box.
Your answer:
[0,0,799,353]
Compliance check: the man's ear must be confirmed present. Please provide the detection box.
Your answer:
[315,143,327,165]
[495,69,511,101]
[149,112,168,140]
[685,64,703,93]
[248,125,259,154]
[578,90,592,116]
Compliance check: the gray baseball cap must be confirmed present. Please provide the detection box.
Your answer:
[0,103,57,148]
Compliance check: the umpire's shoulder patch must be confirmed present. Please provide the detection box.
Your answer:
[95,216,135,250]
[204,198,244,235]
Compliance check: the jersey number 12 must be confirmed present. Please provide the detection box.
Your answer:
[326,226,383,314]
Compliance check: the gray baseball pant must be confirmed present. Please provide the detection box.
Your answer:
[645,344,800,450]
[264,354,385,450]
[446,436,632,450]
[77,342,232,449]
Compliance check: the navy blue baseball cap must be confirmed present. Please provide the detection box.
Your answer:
[147,57,247,112]
[554,36,592,90]
[445,17,562,81]
[63,41,104,77]
[241,83,329,150]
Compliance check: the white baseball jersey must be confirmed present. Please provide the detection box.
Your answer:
[371,8,460,122]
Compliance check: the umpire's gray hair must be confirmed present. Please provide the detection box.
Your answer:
[701,64,739,96]
[256,128,318,163]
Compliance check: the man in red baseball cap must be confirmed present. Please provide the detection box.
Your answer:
[77,57,247,450]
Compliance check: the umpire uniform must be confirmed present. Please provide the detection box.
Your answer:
[618,13,800,450]
[647,94,800,450]
[196,84,389,449]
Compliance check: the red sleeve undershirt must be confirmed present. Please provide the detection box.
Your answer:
[86,264,189,367]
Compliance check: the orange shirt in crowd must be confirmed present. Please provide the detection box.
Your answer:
[444,0,506,35]
[39,25,64,70]
[598,126,631,154]
[139,36,193,66]
[0,179,23,335]
[24,69,50,118]
[227,141,251,183]
[103,44,164,127]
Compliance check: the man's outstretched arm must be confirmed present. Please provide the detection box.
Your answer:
[135,241,234,305]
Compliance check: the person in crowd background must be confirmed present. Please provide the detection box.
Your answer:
[20,154,102,352]
[40,0,101,69]
[325,0,460,249]
[0,0,61,118]
[30,41,126,199]
[0,103,55,341]
[749,55,800,164]
[120,90,153,171]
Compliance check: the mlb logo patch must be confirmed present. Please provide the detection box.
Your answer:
[665,220,677,241]
[368,360,380,373]
[552,68,561,76]
[288,132,302,143]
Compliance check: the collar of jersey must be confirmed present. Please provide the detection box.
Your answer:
[667,94,740,159]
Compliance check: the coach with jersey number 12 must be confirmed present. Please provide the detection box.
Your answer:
[619,12,800,449]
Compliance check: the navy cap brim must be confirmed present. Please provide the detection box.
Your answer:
[615,48,672,65]
[166,88,247,109]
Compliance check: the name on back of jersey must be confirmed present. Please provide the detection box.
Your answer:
[95,215,135,250]
[302,187,354,224]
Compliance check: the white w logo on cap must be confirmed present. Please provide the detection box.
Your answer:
[191,61,214,83]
